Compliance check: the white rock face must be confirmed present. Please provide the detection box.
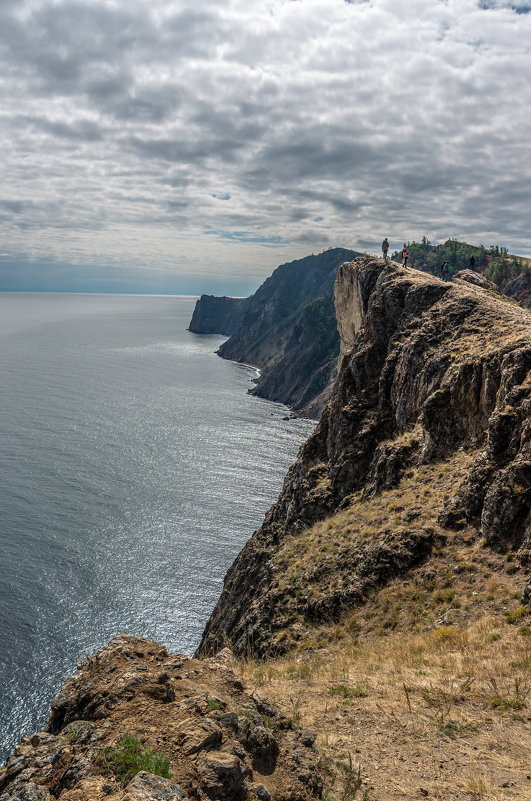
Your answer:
[334,262,365,359]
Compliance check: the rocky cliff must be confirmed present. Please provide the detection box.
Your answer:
[0,635,322,801]
[189,249,360,418]
[188,296,247,336]
[197,256,531,659]
[4,256,531,801]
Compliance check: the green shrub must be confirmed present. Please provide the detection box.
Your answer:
[93,735,172,784]
[490,696,525,711]
[505,606,527,624]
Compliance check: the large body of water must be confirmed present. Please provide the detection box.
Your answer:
[0,293,314,762]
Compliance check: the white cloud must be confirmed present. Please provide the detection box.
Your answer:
[0,0,530,288]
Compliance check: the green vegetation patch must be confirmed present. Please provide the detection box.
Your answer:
[490,696,526,711]
[93,735,172,784]
[439,721,480,738]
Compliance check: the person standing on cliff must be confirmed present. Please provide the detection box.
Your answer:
[382,238,389,259]
[470,255,476,269]
[402,247,408,267]
[440,261,449,281]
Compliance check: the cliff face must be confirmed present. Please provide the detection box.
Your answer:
[0,635,322,801]
[189,249,359,417]
[188,296,247,336]
[197,257,531,659]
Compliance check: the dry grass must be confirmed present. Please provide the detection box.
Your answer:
[273,448,476,604]
[238,609,531,800]
[237,460,531,801]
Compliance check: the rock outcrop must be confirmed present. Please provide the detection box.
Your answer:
[188,296,247,336]
[0,635,322,801]
[197,257,531,659]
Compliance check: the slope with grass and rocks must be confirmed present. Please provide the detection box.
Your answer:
[194,254,531,800]
[197,256,531,660]
[188,248,360,418]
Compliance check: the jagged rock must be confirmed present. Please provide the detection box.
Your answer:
[178,719,222,755]
[235,717,278,774]
[195,751,249,801]
[197,257,531,659]
[0,782,53,801]
[2,636,322,801]
[124,772,187,801]
[249,783,271,801]
[453,269,499,291]
[523,577,531,606]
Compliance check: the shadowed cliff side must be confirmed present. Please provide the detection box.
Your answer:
[197,256,531,659]
[189,295,248,336]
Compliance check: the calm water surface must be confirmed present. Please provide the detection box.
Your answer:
[0,293,314,761]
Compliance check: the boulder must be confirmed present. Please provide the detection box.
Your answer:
[195,751,248,801]
[124,772,187,801]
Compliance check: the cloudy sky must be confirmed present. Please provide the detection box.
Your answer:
[1,0,530,294]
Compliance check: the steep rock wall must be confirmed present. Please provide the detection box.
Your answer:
[214,249,359,417]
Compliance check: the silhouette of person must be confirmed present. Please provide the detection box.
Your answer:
[402,248,408,267]
[469,256,476,269]
[382,238,389,259]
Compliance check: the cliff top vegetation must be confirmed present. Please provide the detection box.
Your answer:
[392,238,531,306]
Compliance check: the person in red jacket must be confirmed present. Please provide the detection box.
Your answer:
[402,248,408,267]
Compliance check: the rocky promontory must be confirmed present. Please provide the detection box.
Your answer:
[197,256,531,659]
[188,296,247,336]
[5,256,531,801]
[0,635,322,801]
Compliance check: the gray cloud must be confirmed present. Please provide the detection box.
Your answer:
[0,0,530,291]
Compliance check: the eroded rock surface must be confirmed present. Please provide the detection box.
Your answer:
[0,636,322,801]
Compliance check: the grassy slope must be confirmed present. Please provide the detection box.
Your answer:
[391,239,531,306]
[236,450,531,800]
[228,262,531,801]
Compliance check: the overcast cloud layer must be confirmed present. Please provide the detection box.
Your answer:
[1,0,530,292]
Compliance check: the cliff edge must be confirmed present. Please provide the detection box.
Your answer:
[197,256,531,659]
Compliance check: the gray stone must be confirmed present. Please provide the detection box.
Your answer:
[0,782,53,801]
[178,718,223,755]
[523,577,531,606]
[124,771,187,801]
[249,783,271,801]
[236,718,278,774]
[195,751,248,801]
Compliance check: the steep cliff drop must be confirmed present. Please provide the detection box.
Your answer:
[197,256,531,659]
